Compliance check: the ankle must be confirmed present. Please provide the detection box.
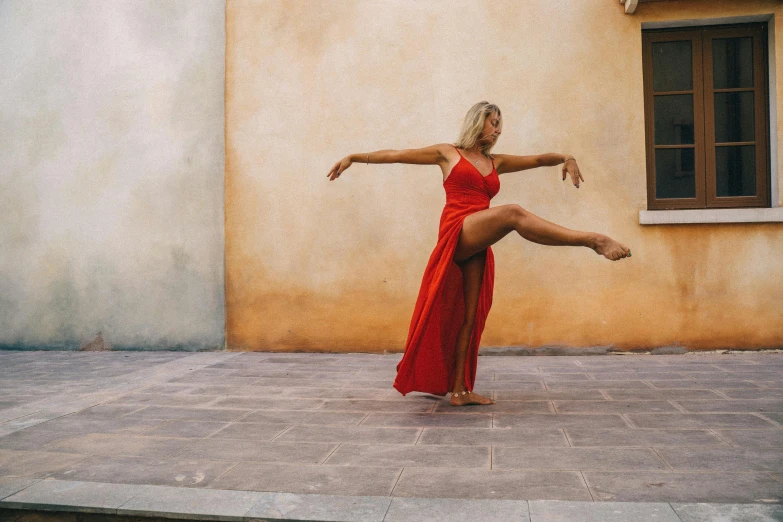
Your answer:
[584,232,600,249]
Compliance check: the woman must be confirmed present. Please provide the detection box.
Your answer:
[327,101,630,407]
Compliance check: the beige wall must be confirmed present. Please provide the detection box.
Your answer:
[226,0,783,352]
[0,1,226,350]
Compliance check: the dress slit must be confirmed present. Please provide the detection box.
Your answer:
[393,155,499,396]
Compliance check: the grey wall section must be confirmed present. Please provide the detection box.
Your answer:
[0,1,226,350]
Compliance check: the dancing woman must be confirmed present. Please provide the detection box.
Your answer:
[327,102,631,407]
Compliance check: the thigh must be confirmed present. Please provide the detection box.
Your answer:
[453,204,519,263]
[458,251,486,323]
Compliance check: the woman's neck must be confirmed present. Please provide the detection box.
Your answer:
[465,144,488,157]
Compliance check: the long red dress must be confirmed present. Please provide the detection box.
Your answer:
[393,146,500,396]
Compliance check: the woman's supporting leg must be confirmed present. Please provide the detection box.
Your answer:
[453,204,631,263]
[450,251,494,406]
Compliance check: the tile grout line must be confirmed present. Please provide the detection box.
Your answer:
[142,418,176,436]
[706,428,734,447]
[140,438,199,463]
[619,413,637,429]
[668,400,689,413]
[751,412,783,428]
[650,446,676,471]
[269,424,295,441]
[562,428,573,448]
[388,467,406,498]
[0,478,44,503]
[208,460,243,488]
[380,494,395,522]
[579,471,595,502]
[712,389,732,399]
[767,471,783,485]
[319,442,342,465]
[115,482,154,512]
[667,502,686,522]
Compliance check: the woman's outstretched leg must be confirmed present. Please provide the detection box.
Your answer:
[454,204,631,263]
[450,252,494,406]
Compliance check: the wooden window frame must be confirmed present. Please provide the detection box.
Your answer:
[642,23,770,210]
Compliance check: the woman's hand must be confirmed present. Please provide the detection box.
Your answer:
[327,156,353,181]
[561,158,584,188]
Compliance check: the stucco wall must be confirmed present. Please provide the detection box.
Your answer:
[225,0,783,352]
[0,1,226,350]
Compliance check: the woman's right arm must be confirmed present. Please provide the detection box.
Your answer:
[327,144,450,181]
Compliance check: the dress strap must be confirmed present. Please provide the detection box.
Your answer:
[454,145,494,170]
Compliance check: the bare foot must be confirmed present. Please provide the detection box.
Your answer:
[591,234,631,261]
[450,391,495,406]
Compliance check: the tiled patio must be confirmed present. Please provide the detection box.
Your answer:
[0,350,782,521]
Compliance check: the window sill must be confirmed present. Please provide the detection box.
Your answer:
[639,207,783,225]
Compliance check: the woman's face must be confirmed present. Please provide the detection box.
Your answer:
[479,111,502,146]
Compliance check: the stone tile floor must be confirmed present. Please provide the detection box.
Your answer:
[0,350,782,521]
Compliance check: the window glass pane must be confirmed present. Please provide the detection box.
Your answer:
[652,40,693,92]
[716,146,756,197]
[713,37,753,89]
[655,148,696,199]
[654,94,694,145]
[714,91,754,143]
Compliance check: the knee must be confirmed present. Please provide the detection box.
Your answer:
[504,204,528,223]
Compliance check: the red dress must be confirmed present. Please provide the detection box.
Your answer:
[393,146,500,396]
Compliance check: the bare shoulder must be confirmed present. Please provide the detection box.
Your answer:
[490,152,505,169]
[435,143,459,163]
[407,143,456,165]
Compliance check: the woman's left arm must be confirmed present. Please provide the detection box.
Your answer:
[494,153,584,188]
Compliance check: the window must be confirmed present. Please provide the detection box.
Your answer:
[642,24,770,210]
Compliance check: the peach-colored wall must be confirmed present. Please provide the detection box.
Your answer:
[226,0,783,352]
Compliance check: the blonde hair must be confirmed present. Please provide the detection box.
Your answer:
[455,101,502,157]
